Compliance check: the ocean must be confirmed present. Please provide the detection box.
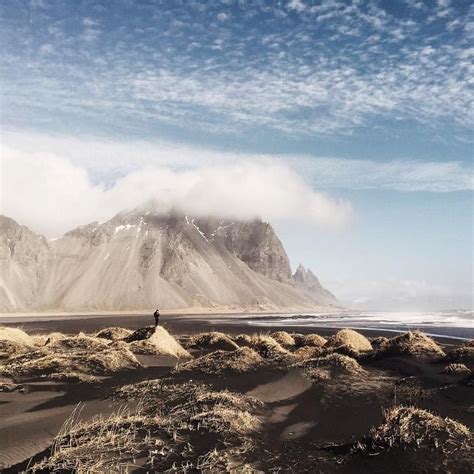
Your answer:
[201,309,474,341]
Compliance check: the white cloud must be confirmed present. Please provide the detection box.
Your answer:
[0,141,352,237]
[217,12,229,21]
[3,0,472,139]
[4,131,471,193]
[287,0,306,12]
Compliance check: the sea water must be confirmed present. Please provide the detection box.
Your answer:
[212,309,474,340]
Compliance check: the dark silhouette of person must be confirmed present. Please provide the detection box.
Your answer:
[153,309,160,327]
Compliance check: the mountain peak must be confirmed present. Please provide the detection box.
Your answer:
[293,263,338,306]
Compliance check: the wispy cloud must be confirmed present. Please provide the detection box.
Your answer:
[1,0,472,139]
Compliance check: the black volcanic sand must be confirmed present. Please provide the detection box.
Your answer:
[0,319,472,472]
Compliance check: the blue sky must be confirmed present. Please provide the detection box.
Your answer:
[1,0,472,309]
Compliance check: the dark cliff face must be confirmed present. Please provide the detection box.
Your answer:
[116,212,293,283]
[216,219,292,283]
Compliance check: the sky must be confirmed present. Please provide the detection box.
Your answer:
[0,0,472,310]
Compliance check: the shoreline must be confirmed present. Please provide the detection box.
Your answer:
[0,305,343,321]
[0,313,471,347]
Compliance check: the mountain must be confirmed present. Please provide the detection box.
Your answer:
[293,263,338,306]
[0,212,340,312]
[0,216,52,312]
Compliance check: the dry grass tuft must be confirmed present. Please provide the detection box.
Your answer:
[0,340,35,359]
[0,327,34,346]
[293,333,327,348]
[33,382,263,472]
[353,406,473,457]
[117,380,263,435]
[325,329,372,353]
[442,363,471,375]
[31,404,171,473]
[186,331,239,351]
[271,331,295,347]
[95,327,133,341]
[375,331,445,359]
[293,353,366,381]
[173,347,264,374]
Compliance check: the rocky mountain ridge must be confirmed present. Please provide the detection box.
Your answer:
[0,212,339,312]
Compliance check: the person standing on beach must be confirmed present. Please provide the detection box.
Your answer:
[153,309,160,327]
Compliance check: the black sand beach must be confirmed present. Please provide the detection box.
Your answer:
[1,312,471,344]
[1,315,473,472]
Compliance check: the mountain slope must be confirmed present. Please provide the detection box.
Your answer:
[0,212,340,312]
[293,263,338,306]
[0,216,52,311]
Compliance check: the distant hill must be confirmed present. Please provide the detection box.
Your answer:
[0,211,339,312]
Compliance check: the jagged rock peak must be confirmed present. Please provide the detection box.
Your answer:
[293,263,339,305]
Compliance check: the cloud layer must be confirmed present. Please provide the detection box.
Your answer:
[1,0,472,140]
[1,143,352,237]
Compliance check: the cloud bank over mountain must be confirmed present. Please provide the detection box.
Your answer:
[1,142,351,237]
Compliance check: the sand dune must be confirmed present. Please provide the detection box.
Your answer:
[0,325,472,472]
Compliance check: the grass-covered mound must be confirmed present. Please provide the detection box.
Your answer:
[292,345,324,361]
[292,353,366,381]
[95,327,133,341]
[351,406,473,471]
[232,334,253,347]
[33,381,263,472]
[0,326,189,382]
[124,326,191,358]
[47,333,111,352]
[271,331,296,347]
[293,333,327,348]
[375,331,445,359]
[173,347,265,375]
[0,327,34,345]
[248,335,296,364]
[325,329,372,354]
[186,331,239,351]
[0,345,141,379]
